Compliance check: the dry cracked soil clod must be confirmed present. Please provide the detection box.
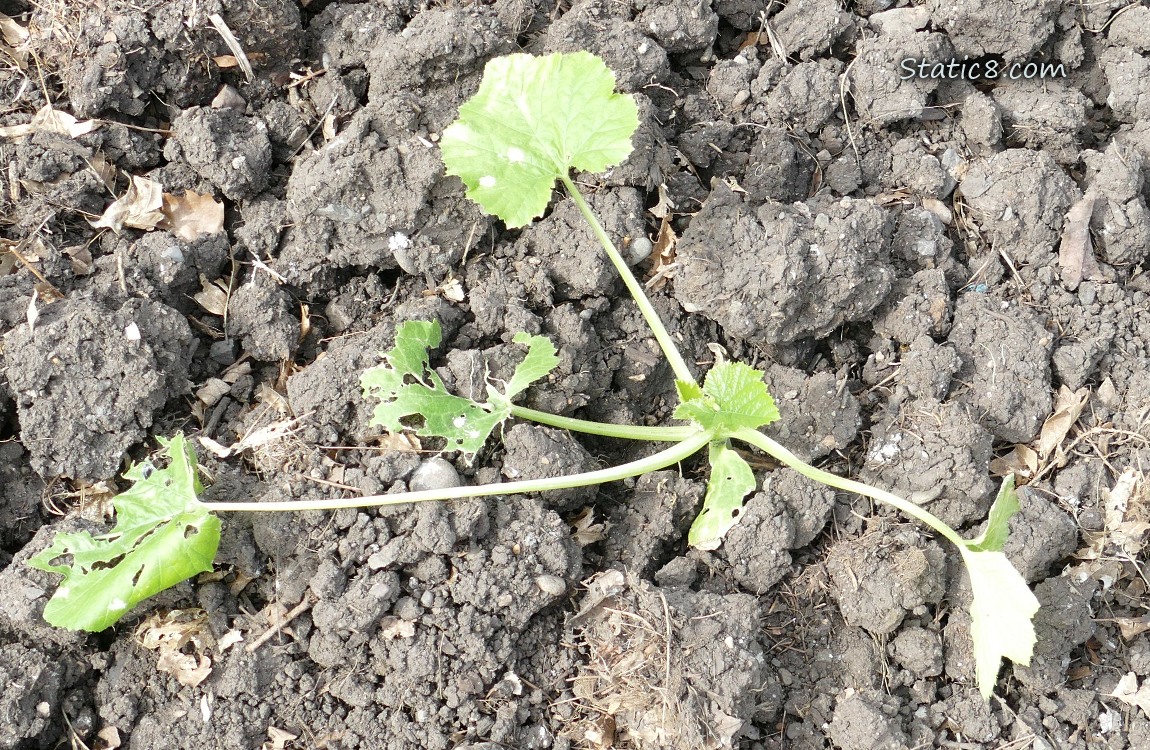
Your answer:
[2,0,1150,748]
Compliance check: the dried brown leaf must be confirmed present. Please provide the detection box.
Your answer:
[0,12,28,46]
[299,302,312,341]
[1111,672,1150,717]
[379,616,415,640]
[195,276,231,316]
[159,190,225,241]
[221,360,252,385]
[90,175,165,233]
[0,12,28,67]
[63,244,94,275]
[380,432,422,452]
[1115,617,1150,641]
[569,507,608,546]
[263,727,298,750]
[137,610,213,688]
[644,216,679,291]
[1059,193,1101,291]
[156,650,212,688]
[1036,386,1089,459]
[440,277,466,302]
[1104,469,1150,557]
[650,182,674,219]
[584,715,616,749]
[213,54,240,69]
[989,444,1038,480]
[216,629,245,652]
[87,152,116,192]
[0,104,99,139]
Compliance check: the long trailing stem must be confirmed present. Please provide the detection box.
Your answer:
[203,431,711,512]
[732,427,965,548]
[560,174,696,386]
[509,404,697,441]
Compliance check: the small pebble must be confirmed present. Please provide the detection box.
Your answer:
[535,575,566,596]
[626,236,653,266]
[409,457,461,492]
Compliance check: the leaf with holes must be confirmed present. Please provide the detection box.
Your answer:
[26,434,220,632]
[440,52,639,228]
[689,440,756,550]
[361,320,559,457]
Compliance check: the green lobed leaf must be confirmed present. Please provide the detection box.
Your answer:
[440,52,639,228]
[26,434,220,632]
[674,361,780,436]
[959,475,1040,699]
[688,440,757,550]
[361,320,559,457]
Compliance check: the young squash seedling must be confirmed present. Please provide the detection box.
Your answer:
[29,52,1038,700]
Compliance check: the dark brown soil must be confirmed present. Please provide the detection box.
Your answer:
[2,1,1149,749]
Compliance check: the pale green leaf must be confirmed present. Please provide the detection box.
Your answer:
[499,331,560,400]
[688,440,756,550]
[952,473,1039,698]
[440,52,639,228]
[962,547,1040,699]
[967,474,1018,552]
[674,361,780,436]
[26,434,220,632]
[361,320,559,457]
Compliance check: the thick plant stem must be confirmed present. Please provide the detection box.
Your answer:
[510,404,697,441]
[733,428,965,548]
[203,432,711,512]
[560,174,696,386]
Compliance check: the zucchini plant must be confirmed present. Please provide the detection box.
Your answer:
[28,52,1038,700]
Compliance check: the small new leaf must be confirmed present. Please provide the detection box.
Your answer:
[440,52,639,228]
[674,361,780,436]
[688,441,756,550]
[26,434,220,632]
[959,476,1040,699]
[499,331,562,401]
[968,475,1018,552]
[361,320,558,457]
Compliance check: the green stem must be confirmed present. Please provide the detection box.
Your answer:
[560,174,696,386]
[732,428,965,548]
[202,432,712,513]
[509,404,697,441]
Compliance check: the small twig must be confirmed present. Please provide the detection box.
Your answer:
[839,57,861,168]
[93,119,172,135]
[657,588,673,726]
[297,474,365,494]
[3,214,64,298]
[287,67,328,89]
[246,594,314,652]
[208,13,253,82]
[291,95,339,157]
